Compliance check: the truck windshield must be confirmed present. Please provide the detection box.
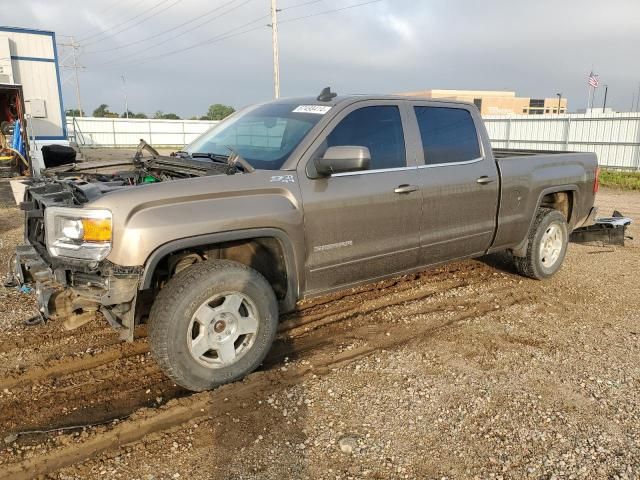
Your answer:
[184,103,325,170]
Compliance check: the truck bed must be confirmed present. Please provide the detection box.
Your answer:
[493,148,574,159]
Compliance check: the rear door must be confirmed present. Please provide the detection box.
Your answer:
[297,100,421,295]
[407,103,500,265]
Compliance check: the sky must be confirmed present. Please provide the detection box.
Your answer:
[3,0,640,117]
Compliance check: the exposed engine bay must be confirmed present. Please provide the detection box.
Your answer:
[28,140,230,207]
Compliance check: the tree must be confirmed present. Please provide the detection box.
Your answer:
[154,110,180,120]
[204,104,235,120]
[92,104,112,117]
[121,111,148,119]
[65,108,84,117]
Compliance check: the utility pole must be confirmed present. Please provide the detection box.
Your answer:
[602,85,608,113]
[58,36,85,117]
[556,93,562,114]
[270,0,281,99]
[121,75,129,119]
[636,82,640,112]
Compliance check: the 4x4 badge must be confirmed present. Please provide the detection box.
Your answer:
[270,175,295,184]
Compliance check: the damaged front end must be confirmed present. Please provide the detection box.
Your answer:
[8,175,143,340]
[7,143,229,340]
[11,244,141,340]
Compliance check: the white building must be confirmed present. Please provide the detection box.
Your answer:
[0,25,68,172]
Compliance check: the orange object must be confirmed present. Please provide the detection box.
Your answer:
[81,218,111,242]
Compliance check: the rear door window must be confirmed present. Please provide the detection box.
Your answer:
[413,107,481,165]
[327,105,407,170]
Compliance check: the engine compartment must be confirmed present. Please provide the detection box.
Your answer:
[32,153,229,205]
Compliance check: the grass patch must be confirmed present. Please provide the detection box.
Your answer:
[600,169,640,191]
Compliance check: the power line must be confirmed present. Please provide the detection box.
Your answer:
[91,0,382,70]
[279,0,382,25]
[102,15,270,69]
[96,0,136,16]
[84,0,184,47]
[79,0,182,45]
[280,0,325,11]
[85,0,253,55]
[79,0,172,42]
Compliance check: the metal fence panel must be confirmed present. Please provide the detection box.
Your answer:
[483,113,640,169]
[66,117,220,148]
[68,114,640,169]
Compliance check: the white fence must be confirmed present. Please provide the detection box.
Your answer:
[484,113,640,170]
[67,113,640,169]
[67,117,220,148]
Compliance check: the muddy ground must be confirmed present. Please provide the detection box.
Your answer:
[0,186,638,480]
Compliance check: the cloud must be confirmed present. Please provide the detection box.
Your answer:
[3,0,640,115]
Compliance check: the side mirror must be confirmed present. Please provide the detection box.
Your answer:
[314,146,371,176]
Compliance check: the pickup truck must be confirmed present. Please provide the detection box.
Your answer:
[8,89,599,391]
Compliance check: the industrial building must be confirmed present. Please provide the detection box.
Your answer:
[399,89,568,116]
[0,25,67,174]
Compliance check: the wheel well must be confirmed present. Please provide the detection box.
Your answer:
[540,191,573,222]
[150,237,289,301]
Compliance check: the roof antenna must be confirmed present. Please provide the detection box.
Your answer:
[317,87,337,102]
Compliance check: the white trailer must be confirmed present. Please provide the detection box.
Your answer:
[0,25,68,173]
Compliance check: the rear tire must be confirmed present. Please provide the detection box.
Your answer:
[513,208,568,280]
[149,259,278,392]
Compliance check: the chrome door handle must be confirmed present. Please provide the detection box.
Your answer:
[476,176,495,185]
[394,184,419,194]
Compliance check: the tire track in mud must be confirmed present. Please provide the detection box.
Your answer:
[0,260,525,476]
[0,340,150,391]
[1,284,530,480]
[0,264,511,437]
[1,262,493,391]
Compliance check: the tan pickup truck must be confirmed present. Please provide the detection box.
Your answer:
[9,89,599,391]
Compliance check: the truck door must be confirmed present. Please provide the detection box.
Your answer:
[408,103,499,265]
[297,101,421,295]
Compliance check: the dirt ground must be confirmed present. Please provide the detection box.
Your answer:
[0,187,638,480]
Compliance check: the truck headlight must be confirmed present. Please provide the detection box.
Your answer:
[45,207,112,260]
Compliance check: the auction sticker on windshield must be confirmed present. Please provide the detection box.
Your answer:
[293,105,332,115]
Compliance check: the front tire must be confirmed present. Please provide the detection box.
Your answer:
[513,208,569,280]
[149,260,278,392]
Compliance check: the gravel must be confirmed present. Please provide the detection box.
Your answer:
[0,187,639,480]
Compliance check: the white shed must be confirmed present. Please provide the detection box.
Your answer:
[0,25,68,172]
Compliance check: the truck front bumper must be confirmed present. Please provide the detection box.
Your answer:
[12,243,141,339]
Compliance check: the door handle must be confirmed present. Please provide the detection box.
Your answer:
[394,184,419,194]
[476,176,495,185]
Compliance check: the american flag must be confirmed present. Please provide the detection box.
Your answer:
[588,72,600,88]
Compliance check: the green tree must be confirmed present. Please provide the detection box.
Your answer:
[154,110,180,120]
[204,104,235,120]
[121,111,148,119]
[92,104,112,117]
[65,108,84,117]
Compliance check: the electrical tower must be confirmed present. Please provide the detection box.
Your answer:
[57,36,85,117]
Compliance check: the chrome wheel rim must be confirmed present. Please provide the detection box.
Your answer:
[539,223,563,268]
[187,292,259,369]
